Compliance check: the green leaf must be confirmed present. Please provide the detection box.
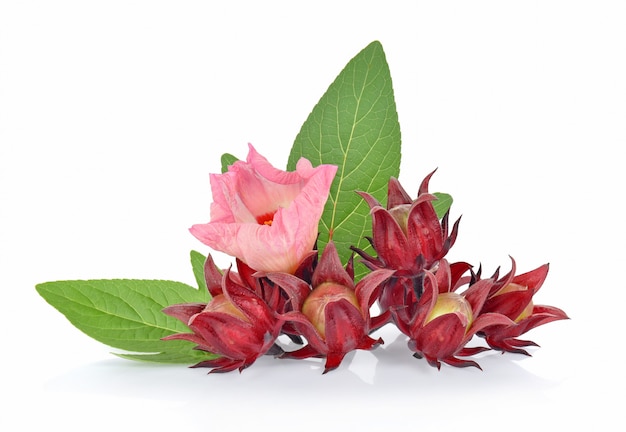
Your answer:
[287,41,401,277]
[221,153,239,173]
[35,278,213,364]
[432,192,453,219]
[190,250,209,292]
[114,350,217,364]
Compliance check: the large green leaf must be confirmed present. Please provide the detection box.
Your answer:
[287,41,401,277]
[35,277,214,364]
[190,249,209,292]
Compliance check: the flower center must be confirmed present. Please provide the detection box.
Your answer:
[256,211,276,226]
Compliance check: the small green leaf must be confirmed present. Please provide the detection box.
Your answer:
[432,192,453,219]
[35,279,212,364]
[288,41,401,278]
[221,153,239,173]
[190,250,209,292]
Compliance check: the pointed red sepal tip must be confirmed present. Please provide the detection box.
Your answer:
[458,346,491,357]
[311,241,353,288]
[278,343,321,361]
[427,357,442,370]
[418,168,438,195]
[323,352,348,374]
[444,357,483,370]
[162,303,205,323]
[192,357,245,374]
[356,190,383,210]
[486,338,538,356]
[387,176,413,208]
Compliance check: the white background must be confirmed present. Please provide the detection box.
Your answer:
[1,1,624,430]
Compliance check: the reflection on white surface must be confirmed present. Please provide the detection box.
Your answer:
[45,331,557,397]
[33,325,577,431]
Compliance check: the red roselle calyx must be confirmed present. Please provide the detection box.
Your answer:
[476,259,570,354]
[351,171,461,325]
[162,254,284,373]
[266,241,394,374]
[393,264,514,370]
[301,282,361,338]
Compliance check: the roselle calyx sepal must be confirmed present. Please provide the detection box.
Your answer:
[162,254,284,373]
[476,258,570,355]
[351,171,461,322]
[392,260,514,369]
[266,241,394,374]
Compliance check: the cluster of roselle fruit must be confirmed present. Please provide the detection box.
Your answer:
[163,171,568,374]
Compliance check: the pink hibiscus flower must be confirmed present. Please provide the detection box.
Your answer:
[190,143,337,273]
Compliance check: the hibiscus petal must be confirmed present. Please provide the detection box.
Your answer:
[190,145,336,274]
